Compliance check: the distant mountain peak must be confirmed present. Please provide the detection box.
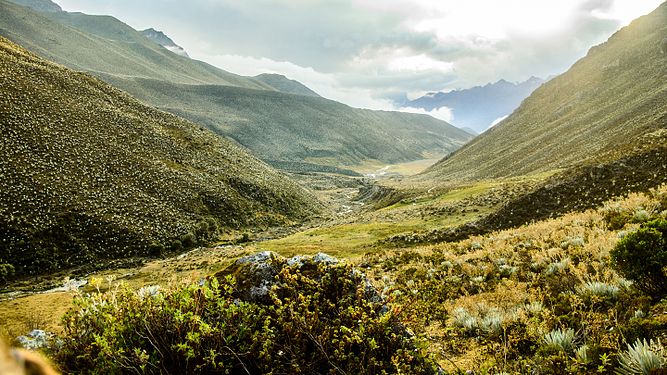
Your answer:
[140,28,189,58]
[403,76,545,133]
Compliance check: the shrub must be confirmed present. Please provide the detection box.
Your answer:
[545,258,571,275]
[616,339,666,375]
[180,232,197,247]
[170,239,183,252]
[576,281,620,304]
[147,241,165,257]
[0,262,14,283]
[574,345,592,365]
[611,219,667,299]
[542,328,576,354]
[56,257,439,374]
[452,307,479,334]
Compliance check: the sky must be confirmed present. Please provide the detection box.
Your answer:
[53,0,664,121]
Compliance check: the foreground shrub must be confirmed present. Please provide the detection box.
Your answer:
[611,219,667,300]
[56,253,438,374]
[617,339,666,375]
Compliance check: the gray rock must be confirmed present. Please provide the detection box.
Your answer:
[17,329,50,350]
[312,252,339,265]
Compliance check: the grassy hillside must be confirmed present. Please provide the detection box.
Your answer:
[423,2,667,181]
[0,37,320,278]
[0,0,473,168]
[101,75,473,166]
[0,0,271,88]
[254,73,321,97]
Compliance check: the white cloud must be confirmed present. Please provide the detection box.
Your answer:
[488,115,509,130]
[54,0,664,113]
[398,106,454,123]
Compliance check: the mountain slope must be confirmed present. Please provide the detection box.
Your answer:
[6,0,58,12]
[422,3,667,181]
[0,0,473,169]
[0,0,270,88]
[404,77,545,134]
[254,73,320,97]
[140,28,189,57]
[99,75,473,166]
[0,37,319,277]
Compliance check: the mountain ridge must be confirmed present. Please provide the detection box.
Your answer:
[254,73,321,98]
[0,36,320,277]
[0,0,474,169]
[140,27,189,57]
[421,2,667,181]
[404,76,545,133]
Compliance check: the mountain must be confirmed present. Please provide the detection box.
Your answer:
[98,75,473,166]
[254,73,320,97]
[404,77,545,134]
[0,37,319,277]
[1,0,271,87]
[422,2,667,181]
[140,28,189,57]
[0,0,473,170]
[5,0,59,12]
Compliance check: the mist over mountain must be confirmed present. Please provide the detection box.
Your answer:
[404,77,545,134]
[140,28,189,57]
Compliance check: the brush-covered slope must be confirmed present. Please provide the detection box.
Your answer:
[254,73,321,98]
[99,75,473,166]
[0,0,473,168]
[7,0,59,12]
[0,37,319,277]
[423,2,667,181]
[0,0,270,88]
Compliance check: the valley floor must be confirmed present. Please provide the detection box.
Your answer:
[1,161,666,373]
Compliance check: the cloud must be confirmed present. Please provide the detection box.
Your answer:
[398,106,454,124]
[54,0,664,111]
[488,115,509,130]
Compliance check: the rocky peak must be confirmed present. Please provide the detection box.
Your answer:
[140,28,189,57]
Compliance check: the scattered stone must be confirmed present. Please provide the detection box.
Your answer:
[17,330,51,351]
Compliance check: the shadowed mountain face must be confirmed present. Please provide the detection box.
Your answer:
[0,0,474,169]
[0,37,320,277]
[404,77,545,134]
[422,2,667,181]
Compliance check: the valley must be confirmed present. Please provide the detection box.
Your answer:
[1,0,667,373]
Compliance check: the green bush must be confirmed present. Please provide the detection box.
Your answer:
[180,232,197,248]
[616,339,666,375]
[0,262,14,283]
[55,261,438,374]
[147,242,165,257]
[541,328,576,354]
[611,219,667,300]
